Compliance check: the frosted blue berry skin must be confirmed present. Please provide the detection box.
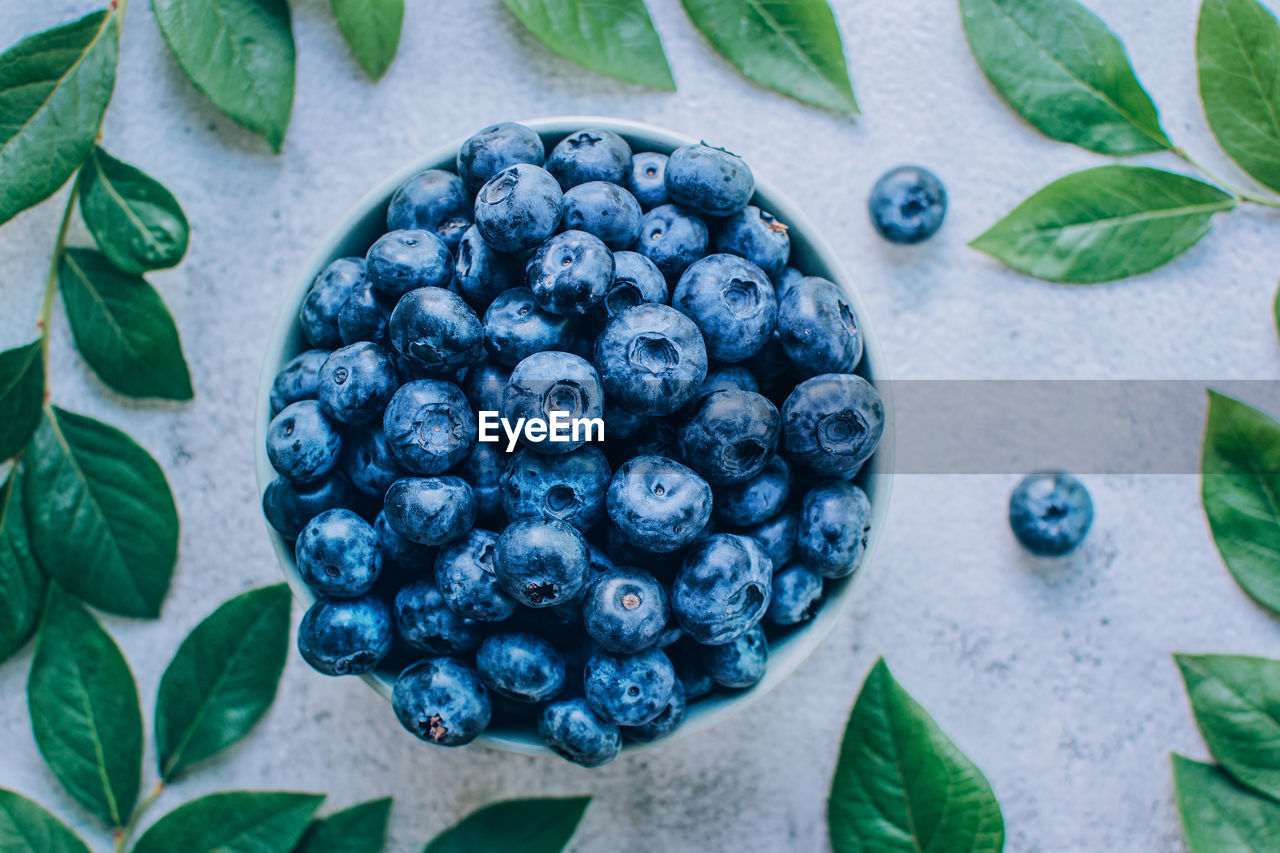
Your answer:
[266,400,343,484]
[781,374,885,479]
[483,287,574,367]
[493,518,590,608]
[593,304,708,417]
[1008,472,1093,556]
[636,204,708,281]
[297,594,392,676]
[457,122,546,191]
[474,164,563,253]
[713,206,790,279]
[338,280,394,346]
[677,389,780,486]
[271,349,330,415]
[501,351,605,455]
[454,225,519,310]
[366,229,453,299]
[606,455,712,554]
[296,508,382,597]
[538,697,621,767]
[624,679,686,743]
[317,342,399,425]
[300,258,365,349]
[664,143,754,218]
[600,251,667,320]
[777,277,863,377]
[342,423,402,499]
[798,482,871,578]
[386,169,472,249]
[671,533,772,645]
[461,357,510,413]
[525,229,615,316]
[263,473,354,540]
[392,657,491,746]
[383,476,476,546]
[714,455,791,527]
[476,632,567,703]
[627,151,670,209]
[700,623,767,688]
[672,254,777,363]
[546,128,633,189]
[562,181,643,250]
[584,647,675,725]
[868,165,947,244]
[434,529,519,622]
[500,446,611,532]
[388,287,484,375]
[394,578,485,655]
[767,562,824,626]
[382,379,476,475]
[742,509,799,570]
[458,442,507,525]
[376,510,434,572]
[582,567,670,654]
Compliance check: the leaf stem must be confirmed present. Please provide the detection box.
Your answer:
[37,179,80,379]
[114,779,164,852]
[1174,148,1280,210]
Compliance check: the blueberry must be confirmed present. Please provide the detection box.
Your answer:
[263,473,354,539]
[501,351,605,454]
[538,696,621,767]
[672,533,772,645]
[607,455,712,553]
[389,287,484,374]
[1008,472,1093,556]
[678,390,780,485]
[781,374,885,478]
[700,623,767,688]
[767,562,823,626]
[546,128,632,188]
[625,680,685,743]
[525,230,615,316]
[775,266,805,300]
[693,363,759,400]
[714,206,790,279]
[474,164,563,253]
[604,523,682,577]
[562,181,643,250]
[777,277,862,376]
[672,254,776,363]
[500,446,611,531]
[271,349,329,415]
[300,258,365,349]
[603,400,648,440]
[868,165,947,244]
[742,509,798,569]
[393,657,491,746]
[593,304,708,416]
[665,143,754,217]
[386,169,472,249]
[454,225,518,309]
[266,400,343,484]
[584,648,674,726]
[668,640,715,700]
[461,358,510,412]
[798,481,870,578]
[384,476,476,545]
[394,578,485,655]
[457,122,545,191]
[483,287,574,366]
[493,518,590,607]
[458,441,508,524]
[742,332,793,399]
[434,529,519,621]
[297,594,392,676]
[338,280,395,346]
[342,423,401,498]
[316,342,398,424]
[382,379,476,474]
[636,204,708,280]
[583,567,670,653]
[599,251,667,320]
[608,418,681,467]
[296,508,382,597]
[476,632,567,702]
[627,151,669,209]
[376,510,434,572]
[715,455,791,527]
[366,230,452,299]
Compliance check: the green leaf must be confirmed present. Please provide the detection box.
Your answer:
[23,406,178,618]
[27,586,142,828]
[0,467,46,663]
[79,147,189,274]
[502,0,674,91]
[0,788,92,853]
[1201,390,1280,612]
[959,0,1171,154]
[828,658,1004,853]
[0,9,119,225]
[0,339,44,461]
[1198,0,1280,194]
[971,166,1236,283]
[1173,755,1280,852]
[156,585,291,781]
[423,797,590,853]
[58,248,193,401]
[332,0,403,80]
[1177,654,1280,800]
[150,0,296,152]
[682,0,857,113]
[132,791,325,853]
[295,798,393,853]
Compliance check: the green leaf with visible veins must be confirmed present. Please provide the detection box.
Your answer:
[0,339,44,461]
[0,788,92,853]
[0,467,46,664]
[423,797,591,853]
[332,0,403,80]
[0,9,119,224]
[295,798,394,853]
[79,147,189,274]
[1174,755,1280,852]
[131,791,325,853]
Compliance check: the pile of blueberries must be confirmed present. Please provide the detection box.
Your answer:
[262,122,886,767]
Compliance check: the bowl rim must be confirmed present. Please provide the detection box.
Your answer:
[255,115,895,759]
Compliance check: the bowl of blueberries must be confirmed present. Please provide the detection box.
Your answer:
[256,117,893,766]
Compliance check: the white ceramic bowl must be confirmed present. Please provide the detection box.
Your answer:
[255,116,894,758]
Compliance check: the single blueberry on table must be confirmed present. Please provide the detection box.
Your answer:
[476,632,567,703]
[454,225,518,310]
[296,508,382,597]
[393,657,492,746]
[742,509,799,570]
[434,528,519,622]
[584,648,675,726]
[270,349,329,415]
[500,446,611,532]
[457,121,546,191]
[869,165,947,244]
[382,379,476,475]
[599,251,667,321]
[458,441,508,524]
[338,280,395,346]
[714,206,790,279]
[607,455,713,554]
[297,594,392,676]
[1009,472,1093,556]
[376,509,434,572]
[538,696,621,767]
[672,253,777,363]
[678,389,780,485]
[501,351,605,455]
[672,533,772,645]
[627,151,669,210]
[316,341,398,424]
[782,374,885,478]
[474,163,563,253]
[482,287,574,367]
[386,169,472,249]
[562,181,643,250]
[636,204,709,281]
[300,257,365,349]
[767,562,824,626]
[700,623,767,688]
[714,455,791,527]
[593,304,708,417]
[266,400,342,484]
[366,230,452,299]
[394,578,485,655]
[583,566,670,654]
[777,277,863,377]
[664,143,754,218]
[493,518,590,608]
[546,128,633,188]
[798,481,871,578]
[389,286,484,374]
[383,476,476,546]
[461,357,510,413]
[525,230,615,316]
[342,422,402,498]
[625,679,685,743]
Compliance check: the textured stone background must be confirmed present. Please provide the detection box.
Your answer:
[2,1,1279,851]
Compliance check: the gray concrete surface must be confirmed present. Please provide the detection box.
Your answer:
[3,1,1279,850]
